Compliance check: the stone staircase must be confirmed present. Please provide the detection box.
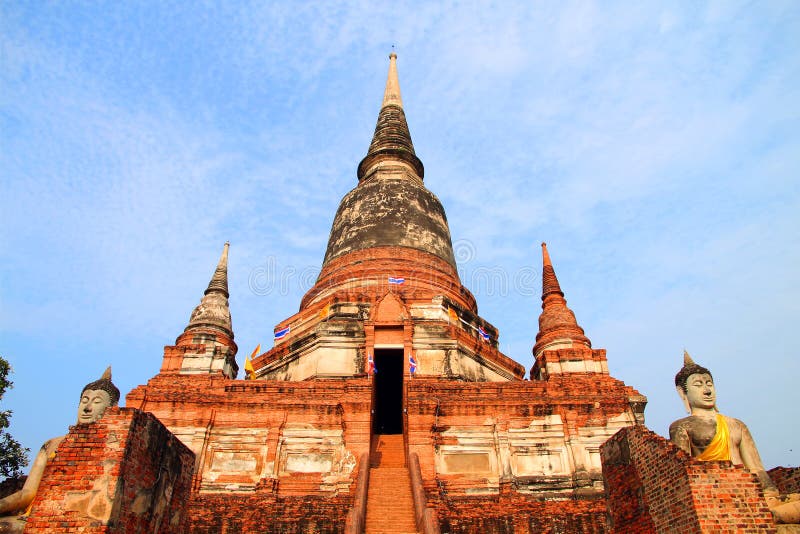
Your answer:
[365,434,419,534]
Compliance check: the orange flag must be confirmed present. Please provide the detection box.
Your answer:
[244,344,260,380]
[319,303,331,319]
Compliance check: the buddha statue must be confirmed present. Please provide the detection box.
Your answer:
[669,351,799,524]
[0,367,120,531]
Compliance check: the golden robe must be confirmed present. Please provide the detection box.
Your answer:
[696,413,731,461]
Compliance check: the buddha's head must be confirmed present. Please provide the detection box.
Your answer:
[675,351,716,413]
[77,366,120,424]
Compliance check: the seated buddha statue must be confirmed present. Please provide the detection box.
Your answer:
[669,351,799,524]
[0,368,120,532]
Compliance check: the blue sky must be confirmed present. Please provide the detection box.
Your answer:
[1,2,798,470]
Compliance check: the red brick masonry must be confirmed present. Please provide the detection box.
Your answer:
[433,486,609,533]
[601,425,776,534]
[25,407,194,533]
[769,466,800,495]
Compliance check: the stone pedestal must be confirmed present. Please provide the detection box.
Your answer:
[601,425,776,533]
[24,407,194,533]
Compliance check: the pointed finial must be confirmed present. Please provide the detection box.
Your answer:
[205,242,230,298]
[541,242,564,299]
[683,349,694,366]
[542,242,553,267]
[357,53,423,180]
[185,242,234,338]
[382,51,403,108]
[101,366,112,381]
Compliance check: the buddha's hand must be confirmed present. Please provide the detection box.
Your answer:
[764,489,781,507]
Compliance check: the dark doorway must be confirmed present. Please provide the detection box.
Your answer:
[373,348,404,434]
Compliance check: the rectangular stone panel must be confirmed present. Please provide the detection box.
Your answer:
[513,450,566,476]
[435,425,499,477]
[209,450,259,473]
[284,452,334,473]
[277,425,354,481]
[201,427,270,491]
[441,452,492,474]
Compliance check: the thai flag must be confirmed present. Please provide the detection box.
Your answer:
[368,353,377,374]
[388,276,405,285]
[409,353,417,374]
[478,326,490,342]
[274,326,291,340]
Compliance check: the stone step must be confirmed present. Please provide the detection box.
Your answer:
[365,434,418,533]
[370,434,407,468]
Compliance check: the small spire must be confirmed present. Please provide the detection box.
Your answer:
[185,242,234,338]
[532,243,590,356]
[205,241,230,298]
[541,243,564,299]
[683,350,694,366]
[382,51,403,108]
[101,366,112,381]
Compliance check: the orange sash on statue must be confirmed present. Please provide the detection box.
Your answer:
[696,413,731,461]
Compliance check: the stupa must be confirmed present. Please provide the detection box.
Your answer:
[122,53,646,532]
[16,54,796,534]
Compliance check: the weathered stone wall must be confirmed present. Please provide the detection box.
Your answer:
[257,288,523,382]
[407,376,642,500]
[433,485,608,533]
[160,330,238,379]
[187,491,353,533]
[124,361,647,530]
[601,425,776,534]
[25,407,194,533]
[126,375,370,515]
[323,172,457,269]
[769,466,800,494]
[301,246,476,312]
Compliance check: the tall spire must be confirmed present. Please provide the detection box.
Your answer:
[382,52,403,107]
[315,52,461,282]
[205,241,230,298]
[357,52,424,181]
[541,243,564,298]
[532,243,590,356]
[185,242,233,338]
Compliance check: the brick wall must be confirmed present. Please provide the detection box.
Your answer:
[402,376,644,533]
[25,407,194,533]
[601,425,776,534]
[407,375,642,497]
[125,374,369,530]
[599,427,655,533]
[434,490,608,533]
[769,467,800,494]
[187,493,353,533]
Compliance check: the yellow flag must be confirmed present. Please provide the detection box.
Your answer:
[245,344,260,380]
[448,308,458,324]
[319,303,331,319]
